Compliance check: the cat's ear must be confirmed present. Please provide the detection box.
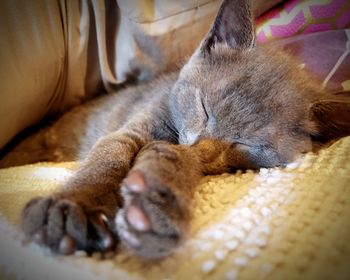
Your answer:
[310,99,350,142]
[199,0,255,54]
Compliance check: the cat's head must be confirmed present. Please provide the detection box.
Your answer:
[170,0,350,167]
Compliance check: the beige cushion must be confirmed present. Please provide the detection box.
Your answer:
[0,0,281,149]
[0,137,349,279]
[0,0,104,149]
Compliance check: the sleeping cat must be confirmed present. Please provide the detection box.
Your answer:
[1,0,350,258]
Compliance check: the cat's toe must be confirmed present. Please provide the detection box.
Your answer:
[32,228,48,246]
[84,211,116,253]
[58,234,76,255]
[117,170,187,258]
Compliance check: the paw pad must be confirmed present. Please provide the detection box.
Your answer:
[126,205,151,232]
[122,170,147,193]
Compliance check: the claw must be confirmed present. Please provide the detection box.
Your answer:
[100,231,115,251]
[98,213,108,225]
[89,212,116,252]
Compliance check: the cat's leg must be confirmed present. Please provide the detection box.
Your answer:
[117,139,263,258]
[116,141,203,258]
[21,128,151,254]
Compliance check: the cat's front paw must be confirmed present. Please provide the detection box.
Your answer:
[117,171,188,258]
[22,195,116,255]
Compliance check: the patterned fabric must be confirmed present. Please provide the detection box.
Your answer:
[254,0,350,94]
[256,0,350,42]
[272,29,350,93]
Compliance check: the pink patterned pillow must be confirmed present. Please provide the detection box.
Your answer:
[256,0,350,43]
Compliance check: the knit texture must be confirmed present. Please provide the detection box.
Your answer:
[0,137,349,280]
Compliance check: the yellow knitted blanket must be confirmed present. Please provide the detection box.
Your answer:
[0,137,349,280]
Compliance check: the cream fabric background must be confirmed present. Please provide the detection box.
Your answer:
[0,137,349,280]
[0,0,107,149]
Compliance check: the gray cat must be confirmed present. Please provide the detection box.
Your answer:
[1,0,350,258]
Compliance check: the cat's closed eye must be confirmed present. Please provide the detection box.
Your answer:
[200,97,209,121]
[290,126,309,137]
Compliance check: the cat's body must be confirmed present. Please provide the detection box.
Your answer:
[1,46,322,166]
[1,0,349,258]
[6,73,177,164]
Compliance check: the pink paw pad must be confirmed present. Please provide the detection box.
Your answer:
[120,230,140,247]
[123,171,148,193]
[126,205,151,232]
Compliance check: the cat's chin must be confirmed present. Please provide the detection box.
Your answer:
[115,209,180,258]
